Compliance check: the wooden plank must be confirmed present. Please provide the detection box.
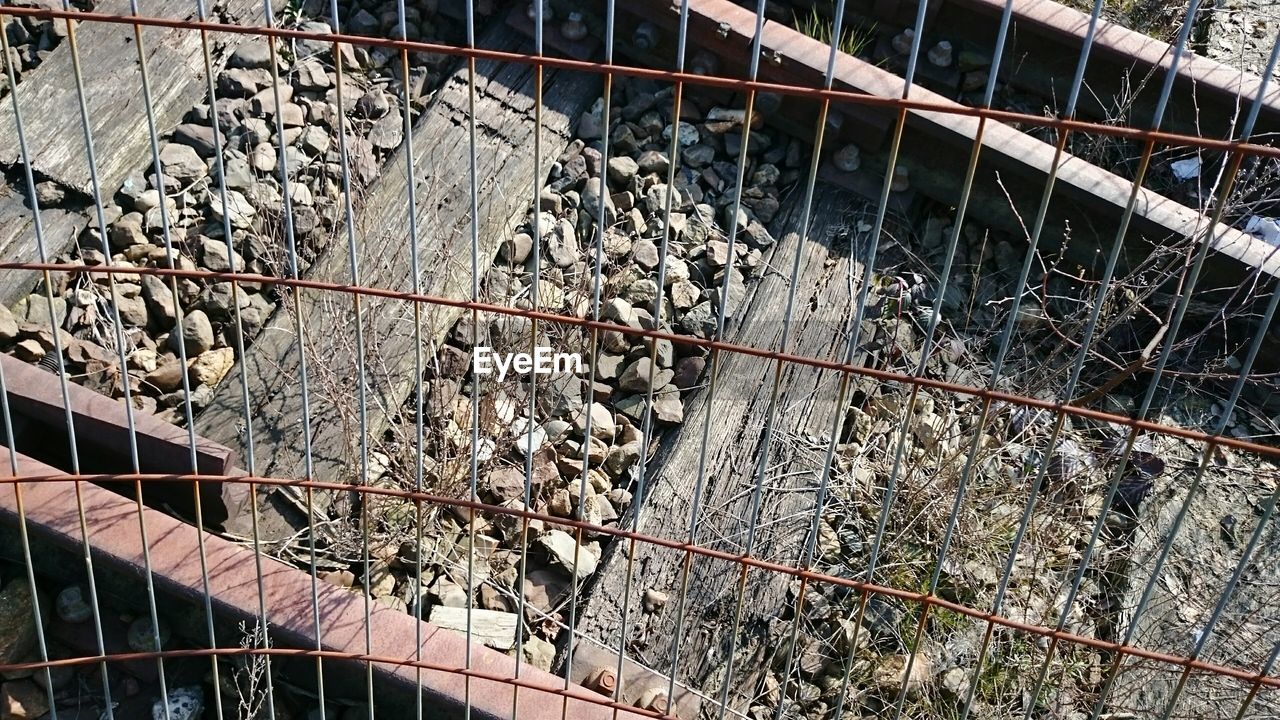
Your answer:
[0,0,270,194]
[572,185,865,710]
[0,0,270,303]
[0,182,84,306]
[195,19,599,538]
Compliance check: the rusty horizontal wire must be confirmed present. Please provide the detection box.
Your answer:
[1,5,1279,161]
[5,260,1278,462]
[3,470,1279,694]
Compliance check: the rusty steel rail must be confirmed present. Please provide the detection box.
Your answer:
[824,0,1280,135]
[4,472,1280,697]
[0,472,657,720]
[0,4,1277,159]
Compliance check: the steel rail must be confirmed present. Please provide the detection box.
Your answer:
[0,6,1277,160]
[8,261,1277,462]
[4,472,1280,692]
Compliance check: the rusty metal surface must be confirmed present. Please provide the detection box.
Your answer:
[0,475,655,720]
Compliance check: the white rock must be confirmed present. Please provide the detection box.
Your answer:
[152,686,204,720]
[538,530,598,579]
[428,606,519,651]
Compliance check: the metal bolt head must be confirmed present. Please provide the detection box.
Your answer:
[636,687,670,714]
[585,666,619,695]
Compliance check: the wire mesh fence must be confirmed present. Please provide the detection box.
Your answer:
[0,0,1279,719]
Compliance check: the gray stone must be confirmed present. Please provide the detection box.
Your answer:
[538,530,598,580]
[199,236,244,272]
[572,402,614,441]
[346,135,380,185]
[111,288,149,326]
[606,156,639,187]
[356,88,390,118]
[712,271,747,318]
[636,149,670,176]
[595,353,625,381]
[678,301,717,338]
[604,441,641,477]
[298,126,331,156]
[683,143,715,168]
[110,214,148,249]
[228,42,274,70]
[212,155,254,191]
[279,103,306,128]
[200,282,252,319]
[621,277,659,307]
[293,58,331,91]
[35,181,64,206]
[632,237,660,270]
[141,275,177,328]
[295,21,335,59]
[0,304,18,343]
[369,107,404,150]
[653,385,683,423]
[169,309,215,356]
[158,143,207,183]
[547,219,579,268]
[173,123,219,157]
[500,233,533,264]
[580,177,614,220]
[219,68,263,97]
[18,294,66,330]
[743,220,774,249]
[670,279,700,310]
[349,8,380,36]
[619,357,673,393]
[673,355,705,389]
[209,189,256,229]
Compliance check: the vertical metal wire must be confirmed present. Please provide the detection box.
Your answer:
[188,0,277,712]
[319,3,375,715]
[693,0,809,715]
[392,0,424,717]
[812,3,936,715]
[120,1,226,713]
[463,0,480,716]
[873,2,1019,715]
[1233,639,1280,720]
[562,1,616,716]
[512,3,545,716]
[0,359,59,720]
[954,5,1205,717]
[254,1,327,713]
[873,2,1108,714]
[1085,50,1280,719]
[1027,29,1280,718]
[0,20,114,720]
[614,1,692,715]
[767,2,851,715]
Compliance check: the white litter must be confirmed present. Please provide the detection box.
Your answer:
[1244,215,1280,247]
[1170,156,1201,181]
